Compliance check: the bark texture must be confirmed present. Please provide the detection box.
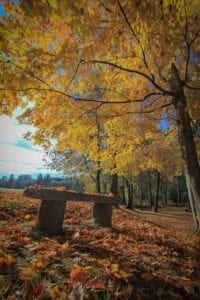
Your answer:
[168,63,200,232]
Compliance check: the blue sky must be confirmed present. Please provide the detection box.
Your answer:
[0,113,58,178]
[0,4,60,179]
[0,3,7,17]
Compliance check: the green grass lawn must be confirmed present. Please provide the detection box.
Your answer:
[159,206,193,220]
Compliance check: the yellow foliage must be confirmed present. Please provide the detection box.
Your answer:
[24,214,31,220]
[49,286,67,300]
[0,0,199,179]
[19,268,37,281]
[0,252,14,267]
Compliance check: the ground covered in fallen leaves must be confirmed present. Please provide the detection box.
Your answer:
[0,189,200,299]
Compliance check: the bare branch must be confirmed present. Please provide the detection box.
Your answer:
[69,103,104,125]
[189,27,200,46]
[0,57,172,110]
[117,0,148,69]
[184,82,200,91]
[92,59,172,95]
[142,101,172,114]
[7,59,53,89]
[93,101,172,119]
[0,87,52,93]
[143,92,164,100]
[65,59,83,92]
[190,119,200,139]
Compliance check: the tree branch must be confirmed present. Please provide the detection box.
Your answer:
[93,101,172,119]
[1,57,172,110]
[65,59,83,91]
[7,59,53,90]
[117,0,148,69]
[184,82,200,91]
[92,59,172,95]
[189,27,200,46]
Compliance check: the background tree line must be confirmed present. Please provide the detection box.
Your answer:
[0,171,189,210]
[82,171,189,210]
[0,174,84,192]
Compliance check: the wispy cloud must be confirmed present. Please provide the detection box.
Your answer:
[14,139,40,152]
[0,115,52,176]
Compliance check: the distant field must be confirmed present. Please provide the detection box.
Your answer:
[0,188,24,192]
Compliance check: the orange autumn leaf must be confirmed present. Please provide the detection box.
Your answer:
[70,264,90,284]
[85,280,106,290]
[56,186,67,191]
[33,184,43,189]
[119,270,133,279]
[31,261,45,270]
[32,284,43,296]
[0,253,14,267]
[81,228,89,235]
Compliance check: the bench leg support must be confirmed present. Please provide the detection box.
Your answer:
[93,203,113,227]
[36,199,66,234]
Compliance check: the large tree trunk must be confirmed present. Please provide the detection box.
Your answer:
[169,63,200,233]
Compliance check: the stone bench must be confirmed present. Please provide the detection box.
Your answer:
[23,187,118,235]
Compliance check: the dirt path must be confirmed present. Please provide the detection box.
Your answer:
[121,207,194,235]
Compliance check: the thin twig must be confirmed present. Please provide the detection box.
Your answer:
[65,59,83,91]
[117,0,148,69]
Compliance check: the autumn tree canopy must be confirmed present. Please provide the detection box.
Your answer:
[0,0,200,231]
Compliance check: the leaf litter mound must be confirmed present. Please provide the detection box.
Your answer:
[0,190,200,299]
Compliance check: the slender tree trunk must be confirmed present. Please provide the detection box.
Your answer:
[176,176,180,206]
[169,63,200,233]
[96,169,101,193]
[93,168,102,221]
[126,179,133,209]
[110,174,118,197]
[120,177,126,205]
[154,171,160,212]
[148,171,154,210]
[102,179,106,194]
[160,177,165,207]
[165,181,169,206]
[138,174,143,210]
